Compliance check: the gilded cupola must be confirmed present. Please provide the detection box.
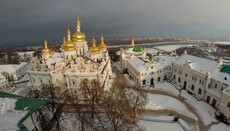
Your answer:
[42,38,51,55]
[89,34,100,55]
[130,33,135,46]
[98,33,107,51]
[71,17,87,42]
[61,28,76,51]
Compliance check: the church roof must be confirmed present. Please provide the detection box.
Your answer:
[132,46,142,52]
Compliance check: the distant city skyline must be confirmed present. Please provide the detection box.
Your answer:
[1,0,230,45]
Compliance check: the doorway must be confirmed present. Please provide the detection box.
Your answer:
[151,78,154,86]
[212,99,217,107]
[206,96,210,103]
[183,81,187,89]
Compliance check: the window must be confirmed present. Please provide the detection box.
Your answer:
[174,75,176,79]
[185,74,187,77]
[221,87,223,91]
[191,85,195,91]
[192,76,194,80]
[195,77,196,82]
[199,80,201,84]
[143,80,146,85]
[151,66,153,69]
[227,102,230,108]
[73,81,75,85]
[215,84,217,88]
[178,77,181,83]
[198,89,202,95]
[202,81,204,85]
[158,77,161,82]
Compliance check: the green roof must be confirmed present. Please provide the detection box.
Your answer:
[0,92,46,131]
[220,65,230,75]
[132,46,142,52]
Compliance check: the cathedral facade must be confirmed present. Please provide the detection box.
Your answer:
[27,17,113,98]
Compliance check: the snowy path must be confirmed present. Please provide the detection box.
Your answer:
[112,66,206,131]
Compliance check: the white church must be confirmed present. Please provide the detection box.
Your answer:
[27,17,113,98]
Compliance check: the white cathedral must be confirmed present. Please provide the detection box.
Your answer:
[27,17,113,97]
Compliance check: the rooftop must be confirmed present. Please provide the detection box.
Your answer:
[127,57,149,72]
[0,92,46,131]
[0,62,27,72]
[175,54,219,74]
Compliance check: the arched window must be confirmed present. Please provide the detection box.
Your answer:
[215,84,217,88]
[73,81,75,85]
[158,77,161,82]
[178,77,181,82]
[221,87,223,91]
[191,85,195,90]
[174,75,176,79]
[198,89,202,95]
[143,80,146,85]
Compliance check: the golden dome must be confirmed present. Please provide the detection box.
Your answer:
[120,47,124,52]
[89,35,100,55]
[42,39,51,55]
[98,33,107,51]
[71,17,87,42]
[131,33,134,44]
[61,28,76,51]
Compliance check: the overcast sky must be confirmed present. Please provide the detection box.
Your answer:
[1,0,230,45]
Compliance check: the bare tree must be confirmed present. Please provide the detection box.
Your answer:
[124,88,147,120]
[29,85,71,131]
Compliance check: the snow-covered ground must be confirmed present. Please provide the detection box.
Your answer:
[146,94,196,119]
[145,48,159,54]
[210,123,230,131]
[215,41,230,45]
[154,44,193,52]
[139,120,184,131]
[0,98,28,131]
[153,83,179,96]
[181,90,216,126]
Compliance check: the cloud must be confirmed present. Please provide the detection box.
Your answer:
[0,0,230,44]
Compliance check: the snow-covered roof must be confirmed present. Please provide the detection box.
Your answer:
[0,62,27,72]
[0,75,7,84]
[175,54,219,74]
[125,47,135,54]
[206,88,222,98]
[127,57,149,72]
[212,71,230,88]
[51,52,64,58]
[212,65,230,96]
[155,56,176,69]
[17,51,35,55]
[0,92,46,131]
